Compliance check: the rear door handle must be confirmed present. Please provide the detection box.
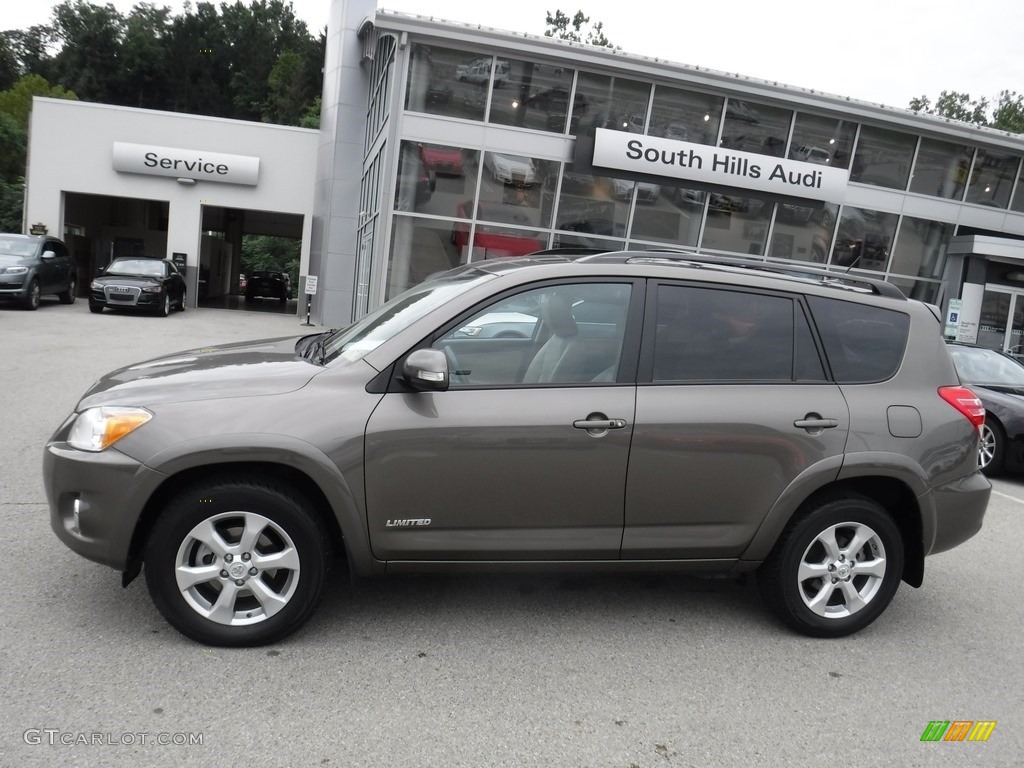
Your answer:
[794,415,839,432]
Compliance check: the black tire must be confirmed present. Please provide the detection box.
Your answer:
[758,493,903,638]
[979,419,1005,477]
[58,274,77,304]
[144,477,331,647]
[89,304,103,314]
[178,291,187,312]
[158,293,171,317]
[22,278,40,310]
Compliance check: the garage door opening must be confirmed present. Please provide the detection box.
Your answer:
[199,206,304,314]
[63,193,170,293]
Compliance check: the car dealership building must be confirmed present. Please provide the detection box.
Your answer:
[23,0,1024,351]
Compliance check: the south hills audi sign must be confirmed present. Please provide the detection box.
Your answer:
[592,128,848,203]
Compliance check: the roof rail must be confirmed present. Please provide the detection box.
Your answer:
[577,250,906,299]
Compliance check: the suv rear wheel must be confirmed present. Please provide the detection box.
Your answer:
[758,494,903,637]
[144,478,330,646]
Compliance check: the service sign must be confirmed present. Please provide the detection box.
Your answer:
[112,142,260,186]
[592,128,848,203]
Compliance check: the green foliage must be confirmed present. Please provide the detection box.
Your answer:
[909,89,1023,134]
[991,90,1024,134]
[0,178,24,233]
[544,9,614,48]
[241,234,300,287]
[0,73,78,129]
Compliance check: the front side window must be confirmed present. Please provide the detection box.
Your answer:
[433,282,632,387]
[651,285,813,382]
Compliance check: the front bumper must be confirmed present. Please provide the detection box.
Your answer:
[44,440,168,570]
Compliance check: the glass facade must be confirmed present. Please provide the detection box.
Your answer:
[388,38,1024,313]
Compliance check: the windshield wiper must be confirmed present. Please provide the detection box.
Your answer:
[302,329,337,365]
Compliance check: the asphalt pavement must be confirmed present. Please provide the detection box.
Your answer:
[1,297,1021,767]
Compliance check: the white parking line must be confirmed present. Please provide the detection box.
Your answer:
[991,489,1024,506]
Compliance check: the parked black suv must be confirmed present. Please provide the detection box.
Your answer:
[0,233,77,310]
[44,251,991,646]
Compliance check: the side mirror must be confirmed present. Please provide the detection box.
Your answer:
[41,250,57,260]
[402,348,449,392]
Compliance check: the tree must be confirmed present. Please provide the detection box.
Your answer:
[544,9,613,48]
[0,73,78,129]
[48,1,126,105]
[909,89,1024,134]
[991,90,1024,134]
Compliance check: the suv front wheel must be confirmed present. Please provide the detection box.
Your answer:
[758,494,903,638]
[144,478,330,646]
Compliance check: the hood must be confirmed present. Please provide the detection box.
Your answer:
[79,335,320,408]
[93,274,162,287]
[0,254,31,267]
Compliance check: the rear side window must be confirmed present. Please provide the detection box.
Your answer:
[808,296,909,382]
[651,285,825,382]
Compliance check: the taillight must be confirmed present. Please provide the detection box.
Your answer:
[938,386,986,428]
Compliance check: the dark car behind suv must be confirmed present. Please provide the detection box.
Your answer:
[44,251,990,646]
[0,233,77,310]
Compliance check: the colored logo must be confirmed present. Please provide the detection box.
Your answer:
[921,721,997,742]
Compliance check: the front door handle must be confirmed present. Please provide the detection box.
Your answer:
[573,418,627,430]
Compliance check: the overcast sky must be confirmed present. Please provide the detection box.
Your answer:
[5,0,1022,111]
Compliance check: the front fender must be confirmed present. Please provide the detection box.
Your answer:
[142,433,379,576]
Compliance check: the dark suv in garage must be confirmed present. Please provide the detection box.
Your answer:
[44,250,990,646]
[0,233,77,310]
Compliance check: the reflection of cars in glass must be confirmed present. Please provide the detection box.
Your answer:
[456,59,509,86]
[0,233,77,310]
[396,144,436,210]
[725,100,760,123]
[453,310,539,339]
[245,271,292,304]
[947,341,1024,476]
[664,122,689,142]
[45,250,990,646]
[831,209,890,268]
[709,193,749,213]
[89,257,186,316]
[484,152,537,186]
[419,144,464,176]
[451,201,544,257]
[793,145,832,165]
[611,177,661,202]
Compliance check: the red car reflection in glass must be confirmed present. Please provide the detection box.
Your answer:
[419,144,464,176]
[451,201,544,258]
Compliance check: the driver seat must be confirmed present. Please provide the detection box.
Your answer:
[522,294,588,384]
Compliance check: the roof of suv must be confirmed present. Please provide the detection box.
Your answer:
[462,249,908,301]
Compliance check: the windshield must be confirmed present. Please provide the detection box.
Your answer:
[107,258,165,277]
[321,269,495,363]
[0,237,38,257]
[949,345,1024,386]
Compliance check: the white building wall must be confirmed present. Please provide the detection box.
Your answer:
[25,97,318,284]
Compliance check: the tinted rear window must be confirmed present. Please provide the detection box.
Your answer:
[808,296,909,382]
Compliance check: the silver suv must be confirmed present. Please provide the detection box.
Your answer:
[44,252,991,646]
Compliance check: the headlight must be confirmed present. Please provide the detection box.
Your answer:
[68,406,153,451]
[4,266,28,275]
[142,286,164,293]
